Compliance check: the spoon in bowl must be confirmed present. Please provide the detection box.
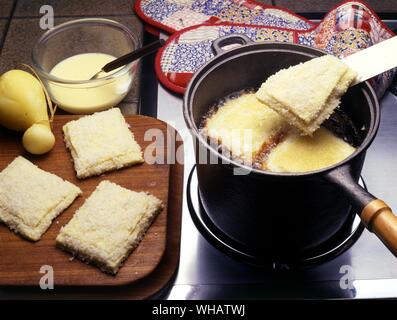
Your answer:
[90,39,165,80]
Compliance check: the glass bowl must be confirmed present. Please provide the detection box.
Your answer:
[32,18,140,114]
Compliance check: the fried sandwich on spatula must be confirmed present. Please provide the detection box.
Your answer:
[256,55,357,136]
[256,36,397,135]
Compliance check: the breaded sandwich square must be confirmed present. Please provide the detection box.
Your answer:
[56,180,163,274]
[256,55,357,135]
[204,93,288,163]
[0,156,82,241]
[63,108,144,179]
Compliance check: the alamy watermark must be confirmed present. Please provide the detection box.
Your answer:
[141,122,258,175]
[39,5,54,30]
[339,265,355,290]
[39,265,54,289]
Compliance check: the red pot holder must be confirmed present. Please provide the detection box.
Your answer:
[135,0,314,33]
[135,0,396,97]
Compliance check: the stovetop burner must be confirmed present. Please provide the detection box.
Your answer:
[187,165,365,269]
[154,29,397,299]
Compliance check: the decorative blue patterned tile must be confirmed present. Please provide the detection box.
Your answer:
[325,36,338,55]
[258,12,312,30]
[218,25,232,37]
[218,26,258,40]
[169,40,214,72]
[255,28,294,42]
[191,0,233,16]
[298,33,315,47]
[141,0,182,22]
[292,20,313,30]
[325,29,372,57]
[251,11,267,26]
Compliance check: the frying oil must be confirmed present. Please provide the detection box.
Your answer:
[201,91,359,173]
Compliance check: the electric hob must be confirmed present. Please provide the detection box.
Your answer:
[146,23,397,299]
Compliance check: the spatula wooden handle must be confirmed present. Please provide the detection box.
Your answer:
[361,199,397,256]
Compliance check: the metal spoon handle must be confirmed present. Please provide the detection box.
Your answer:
[102,39,165,73]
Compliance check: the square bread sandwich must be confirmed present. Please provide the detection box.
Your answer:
[56,180,163,274]
[256,55,357,135]
[0,156,82,241]
[63,108,144,179]
[204,93,288,164]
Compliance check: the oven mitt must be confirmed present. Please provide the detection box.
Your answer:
[153,0,396,97]
[134,0,313,34]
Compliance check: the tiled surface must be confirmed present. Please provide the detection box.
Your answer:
[0,19,7,47]
[253,0,272,4]
[15,0,134,17]
[118,101,139,115]
[0,9,143,113]
[0,18,54,71]
[0,0,14,18]
[274,0,397,13]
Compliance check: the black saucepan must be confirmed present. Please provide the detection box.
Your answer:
[183,34,397,262]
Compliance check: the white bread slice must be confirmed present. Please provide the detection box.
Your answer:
[203,93,288,164]
[0,156,82,241]
[63,108,143,179]
[256,55,357,135]
[56,180,163,275]
[266,127,355,173]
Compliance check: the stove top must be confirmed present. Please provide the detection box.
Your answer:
[187,166,365,269]
[148,24,397,298]
[158,84,397,300]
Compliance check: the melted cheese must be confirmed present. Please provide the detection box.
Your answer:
[204,93,288,163]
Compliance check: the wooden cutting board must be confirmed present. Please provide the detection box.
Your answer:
[0,115,177,286]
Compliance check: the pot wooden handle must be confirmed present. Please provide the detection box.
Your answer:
[361,199,397,256]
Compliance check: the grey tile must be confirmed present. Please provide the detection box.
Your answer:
[0,16,143,103]
[0,0,14,18]
[0,19,7,48]
[251,0,272,4]
[362,0,397,13]
[274,0,397,13]
[0,16,143,71]
[275,0,340,13]
[0,18,44,72]
[273,0,341,13]
[118,101,139,115]
[15,0,135,17]
[125,60,142,103]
